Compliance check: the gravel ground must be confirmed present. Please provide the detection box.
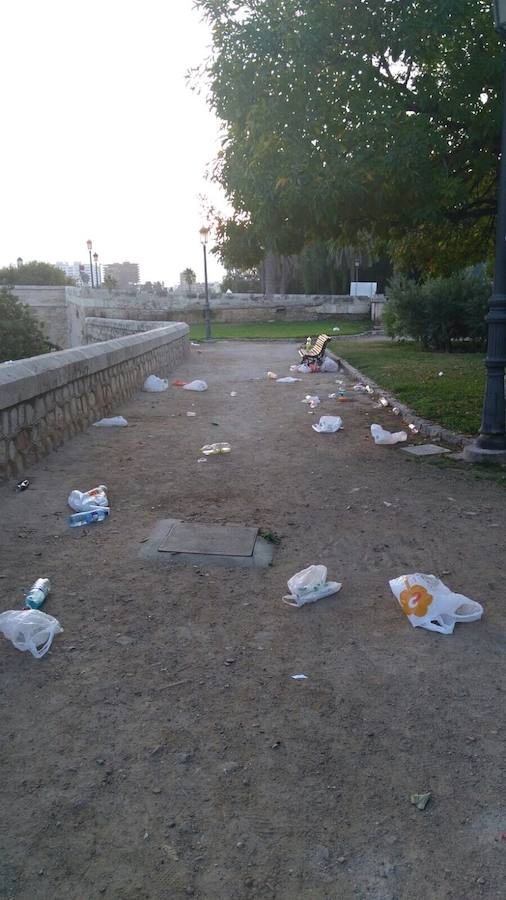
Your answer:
[0,340,505,900]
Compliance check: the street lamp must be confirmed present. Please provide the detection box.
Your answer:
[199,226,211,340]
[465,5,506,461]
[16,257,23,268]
[86,239,95,288]
[93,252,99,287]
[354,257,360,296]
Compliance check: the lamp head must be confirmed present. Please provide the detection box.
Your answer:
[199,226,210,245]
[86,239,92,251]
[93,252,98,262]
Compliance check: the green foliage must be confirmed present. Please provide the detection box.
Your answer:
[104,273,118,290]
[188,318,369,340]
[0,261,74,286]
[221,267,262,292]
[0,288,52,362]
[384,270,490,350]
[181,268,196,292]
[195,0,502,275]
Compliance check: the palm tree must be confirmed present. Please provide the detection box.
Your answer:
[181,268,196,295]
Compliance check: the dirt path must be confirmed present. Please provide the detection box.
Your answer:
[0,341,505,900]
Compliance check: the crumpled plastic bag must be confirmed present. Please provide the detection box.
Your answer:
[143,375,169,392]
[200,442,231,455]
[68,484,108,512]
[0,609,63,658]
[302,395,320,408]
[389,573,484,635]
[283,565,342,607]
[371,424,407,445]
[320,356,339,373]
[183,380,208,391]
[312,415,343,433]
[296,363,311,374]
[93,416,128,427]
[267,371,278,379]
[276,376,301,383]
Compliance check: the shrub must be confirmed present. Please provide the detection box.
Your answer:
[383,270,490,350]
[0,288,52,362]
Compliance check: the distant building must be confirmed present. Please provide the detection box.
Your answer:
[102,261,140,289]
[55,260,101,286]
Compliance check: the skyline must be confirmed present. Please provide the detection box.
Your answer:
[0,1,228,286]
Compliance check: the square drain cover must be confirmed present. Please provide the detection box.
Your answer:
[158,522,258,557]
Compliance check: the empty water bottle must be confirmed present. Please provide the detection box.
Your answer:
[68,508,110,527]
[25,578,51,610]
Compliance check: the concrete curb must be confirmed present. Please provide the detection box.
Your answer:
[330,353,472,450]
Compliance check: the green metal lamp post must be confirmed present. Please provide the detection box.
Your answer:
[465,1,506,461]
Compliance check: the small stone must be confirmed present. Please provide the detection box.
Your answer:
[222,761,240,775]
[96,758,105,766]
[477,877,486,885]
[38,869,44,876]
[152,787,162,794]
[176,751,193,764]
[337,856,346,864]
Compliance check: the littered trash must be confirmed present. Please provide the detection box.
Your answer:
[267,371,278,379]
[409,423,419,433]
[186,411,197,417]
[378,396,389,406]
[312,415,343,433]
[328,393,336,399]
[16,479,30,491]
[276,376,300,383]
[353,384,368,393]
[291,674,308,680]
[230,391,237,397]
[68,484,108,512]
[392,407,401,415]
[320,356,339,373]
[438,371,444,377]
[283,565,342,607]
[24,577,51,610]
[410,792,432,810]
[332,327,340,332]
[143,375,168,392]
[93,416,128,427]
[296,363,311,374]
[389,573,484,635]
[197,457,208,463]
[370,424,407,445]
[200,442,231,455]
[0,609,63,658]
[172,379,186,387]
[302,395,320,408]
[190,342,200,347]
[183,380,208,392]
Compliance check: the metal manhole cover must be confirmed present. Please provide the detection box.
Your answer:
[158,522,258,557]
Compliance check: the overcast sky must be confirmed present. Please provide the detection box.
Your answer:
[0,0,227,285]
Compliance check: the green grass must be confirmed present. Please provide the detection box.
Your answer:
[334,340,485,434]
[188,319,370,341]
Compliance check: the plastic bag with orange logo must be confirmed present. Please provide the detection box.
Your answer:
[389,573,483,635]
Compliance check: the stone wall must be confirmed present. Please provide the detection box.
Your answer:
[85,317,171,343]
[0,323,189,480]
[10,286,69,349]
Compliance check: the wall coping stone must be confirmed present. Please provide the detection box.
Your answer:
[0,322,188,410]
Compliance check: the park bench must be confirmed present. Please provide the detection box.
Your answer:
[298,333,332,366]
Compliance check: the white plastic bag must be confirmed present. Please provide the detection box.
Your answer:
[389,573,484,635]
[143,375,168,392]
[68,484,108,512]
[0,609,63,658]
[283,565,342,607]
[296,363,311,374]
[370,424,407,445]
[93,416,128,427]
[312,415,343,433]
[200,442,231,455]
[183,380,208,392]
[320,356,339,373]
[302,395,320,408]
[276,376,301,383]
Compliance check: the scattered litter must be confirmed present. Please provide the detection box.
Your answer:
[371,424,407,445]
[328,393,336,399]
[320,356,339,373]
[410,792,432,810]
[276,376,301,383]
[283,565,342,607]
[190,342,200,347]
[186,411,197,417]
[312,415,343,433]
[378,396,388,406]
[197,457,208,463]
[332,327,340,332]
[68,508,110,527]
[291,674,308,680]
[183,380,208,392]
[200,442,231,456]
[143,375,168,392]
[409,423,419,433]
[389,573,484,635]
[0,609,63,658]
[302,395,320,408]
[383,501,393,508]
[438,371,444,377]
[68,484,108,512]
[24,578,50,610]
[259,529,282,544]
[267,371,278,379]
[172,379,186,387]
[296,363,311,374]
[392,407,401,415]
[353,384,368,393]
[230,391,237,397]
[366,385,374,395]
[93,416,128,427]
[16,479,30,492]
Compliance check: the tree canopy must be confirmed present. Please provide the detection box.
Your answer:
[195,0,503,275]
[0,261,74,286]
[0,288,52,362]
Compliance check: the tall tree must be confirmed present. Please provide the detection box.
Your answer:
[195,0,503,275]
[0,261,74,285]
[181,268,197,294]
[0,288,52,362]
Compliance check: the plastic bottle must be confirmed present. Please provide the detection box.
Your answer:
[68,508,110,527]
[25,578,51,610]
